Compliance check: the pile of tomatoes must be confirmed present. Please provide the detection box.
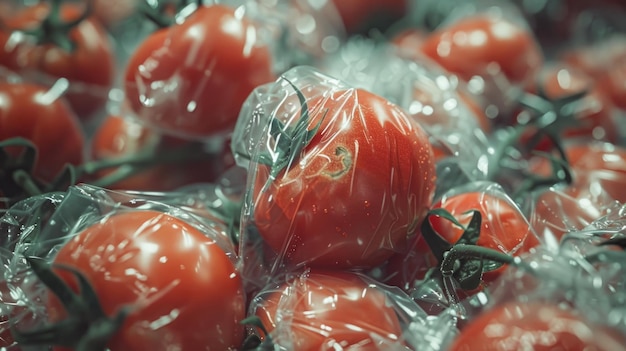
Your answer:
[1,0,626,350]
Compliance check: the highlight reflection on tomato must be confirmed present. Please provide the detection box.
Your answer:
[252,271,404,351]
[421,14,543,86]
[252,87,436,269]
[47,210,245,351]
[0,2,115,119]
[124,4,276,138]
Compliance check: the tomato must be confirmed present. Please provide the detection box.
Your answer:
[426,189,539,293]
[527,63,618,143]
[0,82,84,183]
[530,140,626,240]
[562,36,626,111]
[420,14,543,86]
[448,302,626,351]
[124,4,276,138]
[0,2,115,119]
[330,0,408,35]
[92,0,139,27]
[89,114,234,191]
[39,210,245,350]
[252,87,436,270]
[252,270,405,350]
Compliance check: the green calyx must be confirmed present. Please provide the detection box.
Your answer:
[11,256,129,351]
[420,209,505,291]
[254,79,326,189]
[8,0,92,52]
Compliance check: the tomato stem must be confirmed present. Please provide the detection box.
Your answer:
[12,170,42,197]
[15,0,92,52]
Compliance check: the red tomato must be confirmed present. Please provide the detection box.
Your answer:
[89,114,234,191]
[427,190,539,292]
[92,0,138,27]
[252,88,436,269]
[330,0,408,35]
[45,210,245,350]
[448,302,626,351]
[420,14,543,86]
[0,82,84,182]
[562,36,626,111]
[0,2,115,119]
[124,4,276,138]
[529,64,618,143]
[252,271,404,350]
[530,141,626,240]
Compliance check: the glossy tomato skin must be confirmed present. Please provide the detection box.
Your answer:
[531,64,618,143]
[48,210,245,351]
[0,82,84,182]
[253,88,436,270]
[124,4,276,138]
[420,14,543,86]
[530,141,626,241]
[448,302,626,351]
[0,3,115,119]
[428,190,539,289]
[252,271,404,350]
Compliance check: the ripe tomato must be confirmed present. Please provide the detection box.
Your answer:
[44,210,245,350]
[562,36,626,111]
[89,114,234,191]
[448,302,626,351]
[420,14,543,86]
[124,4,276,138]
[330,0,408,35]
[252,270,405,350]
[530,140,626,240]
[0,82,84,182]
[527,63,618,143]
[0,2,115,119]
[426,189,539,292]
[252,87,436,269]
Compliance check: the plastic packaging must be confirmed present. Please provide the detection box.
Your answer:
[0,184,245,351]
[0,0,115,120]
[246,269,458,351]
[232,65,436,287]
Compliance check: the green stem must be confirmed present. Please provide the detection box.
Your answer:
[13,170,42,197]
[440,244,519,278]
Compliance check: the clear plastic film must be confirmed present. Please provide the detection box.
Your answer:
[320,37,492,164]
[0,0,116,120]
[232,65,436,289]
[523,139,626,244]
[246,269,459,351]
[0,184,246,351]
[121,0,278,140]
[446,226,626,350]
[413,0,544,121]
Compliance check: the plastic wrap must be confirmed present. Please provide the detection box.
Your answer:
[0,184,246,350]
[246,269,458,351]
[122,1,277,139]
[383,181,539,308]
[416,2,543,121]
[0,0,115,120]
[320,38,492,164]
[442,209,626,350]
[0,74,86,208]
[525,139,626,243]
[232,65,436,287]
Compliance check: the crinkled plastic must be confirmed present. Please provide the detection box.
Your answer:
[246,269,459,351]
[0,184,245,350]
[232,65,436,288]
[121,1,277,140]
[523,139,626,244]
[320,37,491,164]
[0,0,116,120]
